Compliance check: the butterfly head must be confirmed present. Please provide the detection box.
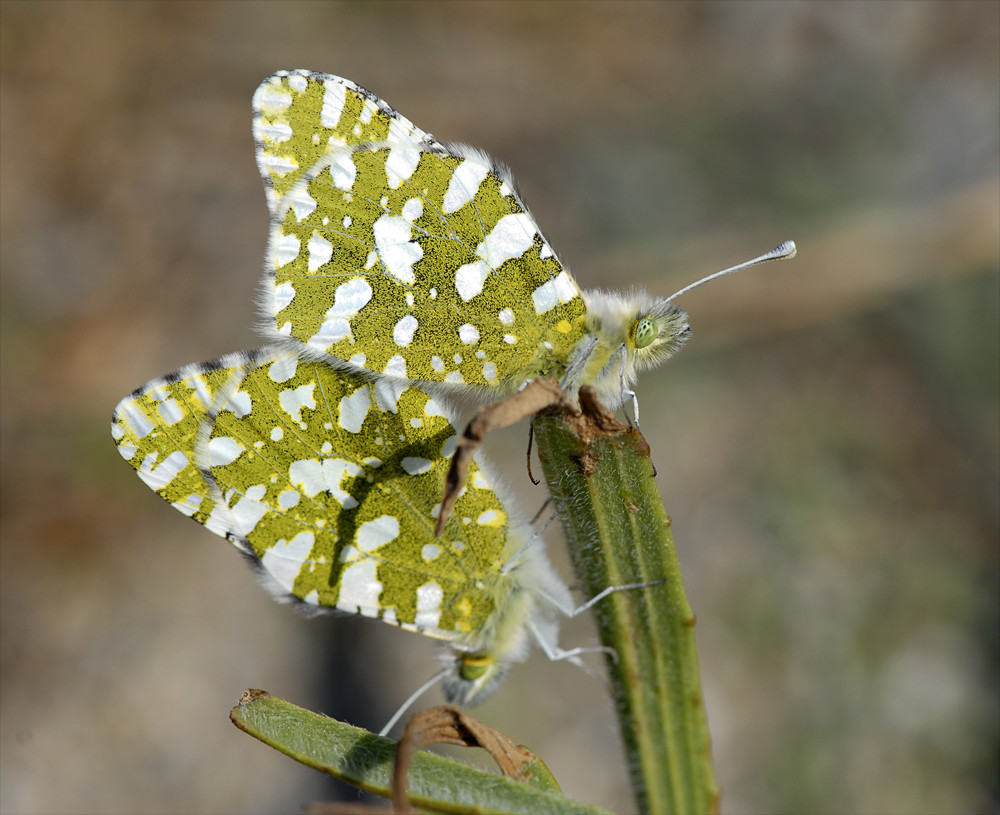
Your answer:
[580,289,690,407]
[441,650,512,706]
[629,299,691,365]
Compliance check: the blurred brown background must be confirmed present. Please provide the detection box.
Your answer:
[1,2,996,813]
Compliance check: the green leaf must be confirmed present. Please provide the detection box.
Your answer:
[229,690,612,815]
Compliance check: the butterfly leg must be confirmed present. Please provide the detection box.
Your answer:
[570,579,666,617]
[618,345,642,432]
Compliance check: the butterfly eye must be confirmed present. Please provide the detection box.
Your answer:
[633,317,658,349]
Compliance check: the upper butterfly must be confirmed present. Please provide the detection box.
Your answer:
[253,69,692,410]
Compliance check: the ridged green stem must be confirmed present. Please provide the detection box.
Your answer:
[533,398,719,815]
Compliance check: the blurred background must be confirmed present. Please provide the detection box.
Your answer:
[1,2,996,813]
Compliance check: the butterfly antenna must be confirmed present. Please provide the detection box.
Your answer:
[529,496,553,526]
[501,510,556,574]
[378,668,449,737]
[665,240,796,303]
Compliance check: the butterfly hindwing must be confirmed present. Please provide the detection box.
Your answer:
[114,347,534,642]
[204,348,514,638]
[111,352,248,536]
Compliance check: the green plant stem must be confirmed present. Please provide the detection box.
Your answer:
[533,399,719,815]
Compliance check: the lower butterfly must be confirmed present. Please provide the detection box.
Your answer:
[112,346,602,709]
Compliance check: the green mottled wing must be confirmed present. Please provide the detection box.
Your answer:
[255,72,588,394]
[254,70,440,217]
[112,353,246,536]
[117,347,518,640]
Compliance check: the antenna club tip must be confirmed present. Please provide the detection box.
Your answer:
[663,238,798,302]
[776,240,797,259]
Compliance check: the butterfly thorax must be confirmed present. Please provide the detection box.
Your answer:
[564,289,691,409]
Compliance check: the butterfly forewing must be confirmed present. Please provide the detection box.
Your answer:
[254,70,439,217]
[256,70,587,395]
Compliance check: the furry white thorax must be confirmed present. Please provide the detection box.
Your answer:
[575,288,691,410]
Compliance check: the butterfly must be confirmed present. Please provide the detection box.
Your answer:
[112,346,599,707]
[253,69,774,415]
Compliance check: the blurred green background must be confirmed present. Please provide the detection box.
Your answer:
[1,2,996,813]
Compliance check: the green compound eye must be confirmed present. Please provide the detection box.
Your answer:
[633,317,658,349]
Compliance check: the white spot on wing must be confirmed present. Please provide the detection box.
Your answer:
[393,314,418,347]
[226,390,252,418]
[137,450,188,490]
[321,80,347,128]
[268,353,298,382]
[278,489,299,509]
[385,143,421,189]
[289,188,317,221]
[279,382,316,424]
[119,401,154,439]
[337,559,382,617]
[373,214,421,285]
[356,515,399,552]
[338,387,371,434]
[374,375,408,413]
[477,509,502,526]
[443,157,490,213]
[454,213,537,301]
[207,437,243,467]
[483,213,536,267]
[256,83,292,115]
[423,398,449,419]
[401,457,433,475]
[261,531,315,593]
[155,398,183,426]
[272,233,300,267]
[328,152,357,190]
[230,484,269,536]
[260,119,292,144]
[273,281,295,311]
[415,582,443,629]
[307,233,333,272]
[455,259,489,301]
[288,458,362,508]
[402,197,423,222]
[311,277,373,347]
[532,270,579,314]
